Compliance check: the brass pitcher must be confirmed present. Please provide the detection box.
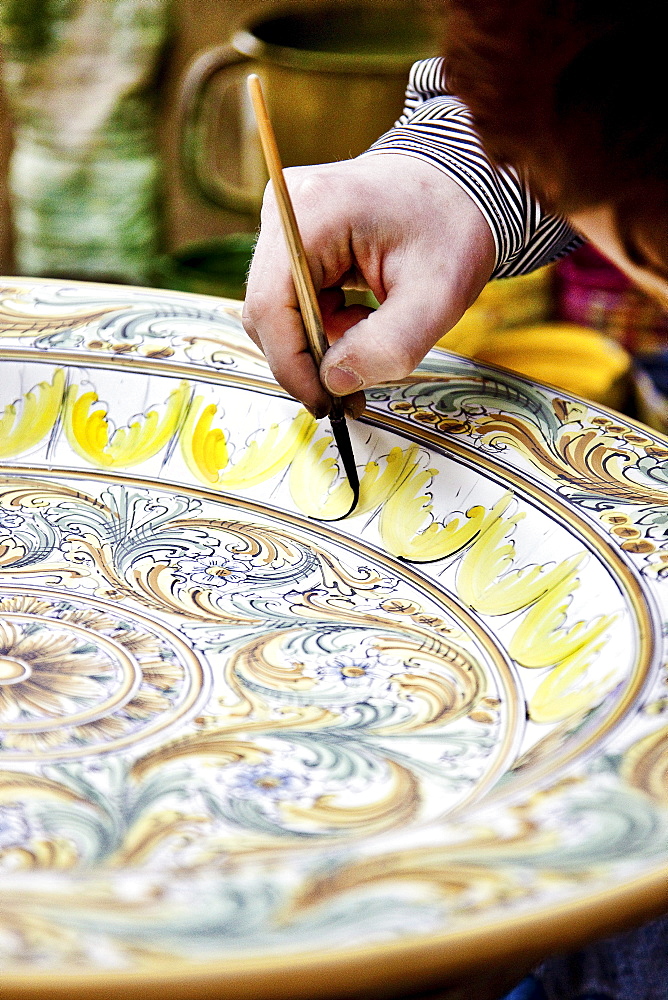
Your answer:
[179,3,442,217]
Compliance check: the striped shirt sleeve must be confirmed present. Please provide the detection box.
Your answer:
[363,57,582,278]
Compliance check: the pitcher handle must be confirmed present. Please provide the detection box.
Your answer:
[179,44,261,216]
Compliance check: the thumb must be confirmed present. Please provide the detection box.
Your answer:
[320,284,458,396]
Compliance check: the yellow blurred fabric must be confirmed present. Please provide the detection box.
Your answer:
[438,267,553,355]
[437,268,631,409]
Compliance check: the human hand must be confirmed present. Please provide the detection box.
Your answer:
[242,153,496,417]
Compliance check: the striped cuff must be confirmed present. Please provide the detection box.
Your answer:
[364,58,582,278]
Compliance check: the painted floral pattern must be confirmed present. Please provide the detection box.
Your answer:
[0,617,112,721]
[0,593,195,758]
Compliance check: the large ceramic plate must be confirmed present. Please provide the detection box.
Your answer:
[2,277,668,998]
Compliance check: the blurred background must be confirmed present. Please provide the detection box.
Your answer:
[1,0,667,430]
[0,0,437,284]
[0,0,300,275]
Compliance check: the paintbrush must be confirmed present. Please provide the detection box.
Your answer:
[246,72,360,521]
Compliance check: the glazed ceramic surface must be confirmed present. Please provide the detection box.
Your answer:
[1,278,668,995]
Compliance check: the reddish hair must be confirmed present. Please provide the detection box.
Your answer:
[442,0,668,277]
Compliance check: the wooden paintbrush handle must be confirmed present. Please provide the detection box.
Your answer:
[246,73,329,365]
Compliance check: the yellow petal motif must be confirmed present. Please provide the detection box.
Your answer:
[180,397,230,484]
[377,473,616,719]
[528,640,613,723]
[354,445,422,518]
[289,435,421,521]
[0,369,65,459]
[508,572,616,669]
[64,381,190,468]
[289,431,357,520]
[181,404,318,489]
[457,501,586,615]
[379,462,494,561]
[220,409,317,490]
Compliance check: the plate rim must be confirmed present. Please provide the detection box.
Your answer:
[1,865,667,998]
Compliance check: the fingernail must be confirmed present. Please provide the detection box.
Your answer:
[344,397,366,420]
[305,403,330,420]
[324,365,364,396]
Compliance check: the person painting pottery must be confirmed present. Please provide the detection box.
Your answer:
[243,1,667,997]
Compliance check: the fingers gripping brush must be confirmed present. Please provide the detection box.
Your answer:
[247,73,360,520]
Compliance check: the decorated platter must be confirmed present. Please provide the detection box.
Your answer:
[1,276,668,998]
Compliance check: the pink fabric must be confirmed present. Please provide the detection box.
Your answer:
[557,243,632,291]
[554,244,668,355]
